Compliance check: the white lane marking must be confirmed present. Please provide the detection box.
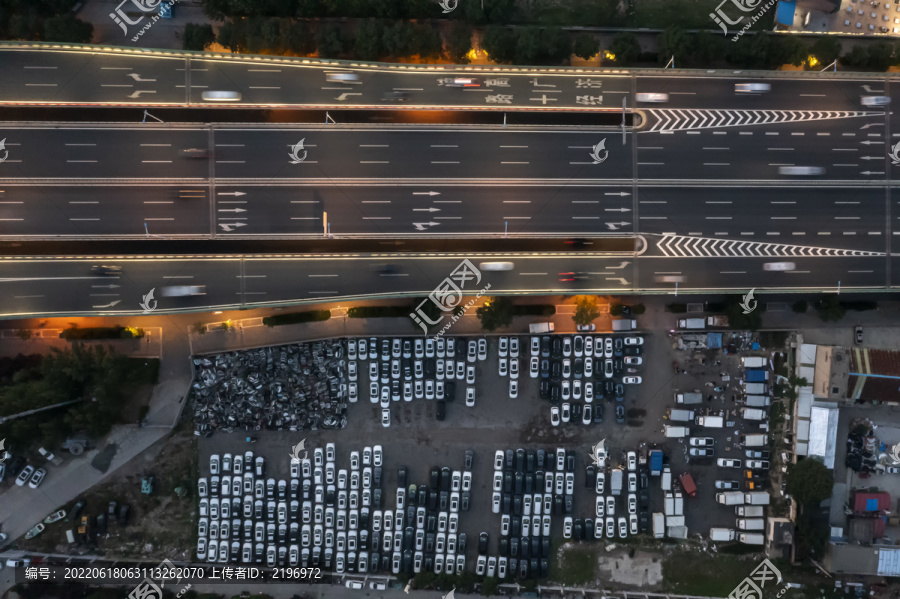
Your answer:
[703,163,730,166]
[817,133,830,136]
[519,273,548,276]
[849,270,874,273]
[638,162,664,166]
[703,147,729,150]
[24,66,57,69]
[66,160,97,163]
[706,201,733,204]
[362,217,391,220]
[69,201,99,204]
[770,216,796,220]
[432,161,460,164]
[431,145,458,148]
[360,161,389,164]
[309,274,339,277]
[503,201,531,203]
[640,147,664,150]
[572,216,600,220]
[69,218,100,221]
[770,201,796,204]
[504,216,531,219]
[800,94,825,97]
[142,160,173,163]
[141,143,172,147]
[833,148,857,151]
[720,271,747,274]
[362,201,391,204]
[65,143,96,146]
[360,144,389,148]
[739,132,752,136]
[249,86,281,90]
[706,216,732,219]
[500,145,528,148]
[835,216,860,219]
[501,162,530,165]
[768,148,794,151]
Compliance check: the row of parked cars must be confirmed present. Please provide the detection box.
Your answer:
[581,450,650,541]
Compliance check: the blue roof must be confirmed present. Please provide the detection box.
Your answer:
[707,333,723,349]
[776,1,796,26]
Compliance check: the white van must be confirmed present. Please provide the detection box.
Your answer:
[779,166,825,176]
[201,91,242,102]
[160,285,206,297]
[479,262,514,271]
[735,83,771,94]
[326,73,359,83]
[861,95,890,106]
[636,93,669,103]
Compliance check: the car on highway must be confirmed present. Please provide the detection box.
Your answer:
[448,77,481,87]
[763,262,796,271]
[856,326,864,345]
[201,90,241,101]
[91,265,122,276]
[636,93,668,102]
[735,82,771,93]
[479,261,514,271]
[382,91,410,102]
[861,95,891,106]
[778,166,824,176]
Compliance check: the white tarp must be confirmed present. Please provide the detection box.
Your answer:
[878,548,900,576]
[799,343,817,366]
[809,404,839,469]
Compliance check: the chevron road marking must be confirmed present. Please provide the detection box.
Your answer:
[655,234,885,258]
[645,109,879,133]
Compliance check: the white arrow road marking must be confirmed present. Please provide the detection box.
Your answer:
[93,300,121,309]
[412,208,441,212]
[412,192,441,196]
[605,277,630,285]
[413,222,440,230]
[605,208,631,212]
[217,191,247,196]
[656,234,884,257]
[91,284,121,289]
[609,261,630,270]
[647,109,876,133]
[127,73,157,82]
[860,140,885,145]
[861,171,886,175]
[127,91,156,98]
[218,208,247,213]
[336,92,363,101]
[604,192,631,196]
[605,222,631,230]
[219,223,248,232]
[862,85,884,93]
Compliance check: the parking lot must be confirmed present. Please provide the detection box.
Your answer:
[195,331,775,577]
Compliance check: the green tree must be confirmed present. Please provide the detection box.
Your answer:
[42,14,92,43]
[609,32,640,65]
[410,23,442,59]
[725,297,762,330]
[476,297,514,331]
[382,20,414,57]
[514,27,544,64]
[481,577,499,596]
[282,20,314,55]
[355,19,385,60]
[183,23,216,51]
[867,40,894,70]
[217,20,246,53]
[482,26,516,64]
[657,26,689,64]
[447,21,473,64]
[632,303,646,315]
[609,303,624,316]
[573,32,600,60]
[786,458,834,505]
[691,31,724,66]
[572,296,599,327]
[842,45,869,68]
[817,294,845,322]
[315,22,345,58]
[811,36,842,66]
[543,27,572,63]
[769,34,807,67]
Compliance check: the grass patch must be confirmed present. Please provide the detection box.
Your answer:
[663,552,760,596]
[263,310,331,327]
[549,543,599,586]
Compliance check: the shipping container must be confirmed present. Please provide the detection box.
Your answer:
[612,319,637,331]
[669,409,695,422]
[745,395,772,408]
[736,506,764,517]
[710,528,736,542]
[677,318,706,330]
[696,416,724,428]
[661,467,672,491]
[736,518,765,531]
[740,433,768,447]
[745,369,769,383]
[744,492,771,505]
[675,392,703,405]
[742,357,768,368]
[744,382,767,395]
[716,492,745,506]
[652,513,665,538]
[741,408,768,421]
[665,426,690,438]
[738,533,765,545]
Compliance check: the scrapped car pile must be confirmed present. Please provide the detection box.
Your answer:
[847,419,879,475]
[191,342,348,436]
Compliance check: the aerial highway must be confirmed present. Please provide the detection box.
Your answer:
[0,46,890,112]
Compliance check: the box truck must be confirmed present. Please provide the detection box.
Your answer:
[742,357,768,368]
[745,395,772,408]
[744,492,771,505]
[661,466,672,491]
[716,491,745,506]
[736,506,765,517]
[664,492,675,516]
[679,473,697,497]
[745,369,769,383]
[740,433,768,447]
[667,515,686,527]
[707,316,729,327]
[610,469,623,496]
[744,382,767,395]
[696,416,724,428]
[674,491,685,514]
[675,392,703,405]
[669,409,695,422]
[736,518,766,531]
[710,528,736,542]
[529,323,554,334]
[650,450,664,476]
[741,408,768,421]
[612,319,636,331]
[665,425,690,438]
[738,533,765,545]
[677,318,706,330]
[652,513,665,538]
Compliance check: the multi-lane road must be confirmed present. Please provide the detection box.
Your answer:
[0,47,898,316]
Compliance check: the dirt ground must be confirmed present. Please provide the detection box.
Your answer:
[17,427,198,561]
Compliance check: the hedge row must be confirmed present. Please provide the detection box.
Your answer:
[60,326,144,340]
[263,310,331,327]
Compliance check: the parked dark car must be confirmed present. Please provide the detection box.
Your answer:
[479,532,489,554]
[616,404,625,423]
